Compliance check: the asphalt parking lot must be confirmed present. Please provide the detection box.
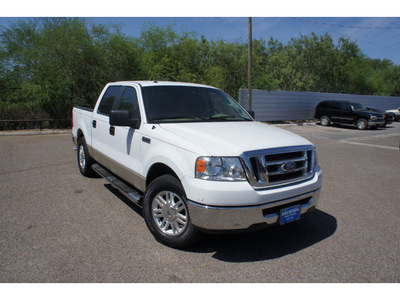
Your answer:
[0,122,399,283]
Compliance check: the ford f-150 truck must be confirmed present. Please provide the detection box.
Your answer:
[72,81,323,248]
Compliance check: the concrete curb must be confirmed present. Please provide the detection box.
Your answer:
[268,122,317,127]
[0,129,71,136]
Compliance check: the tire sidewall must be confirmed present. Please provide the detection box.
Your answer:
[77,137,94,176]
[142,174,198,248]
[356,119,368,130]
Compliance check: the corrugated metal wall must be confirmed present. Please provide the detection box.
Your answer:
[238,89,400,121]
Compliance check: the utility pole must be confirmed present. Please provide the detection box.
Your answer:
[248,17,252,111]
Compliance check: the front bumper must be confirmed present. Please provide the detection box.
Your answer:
[187,188,321,231]
[368,120,385,127]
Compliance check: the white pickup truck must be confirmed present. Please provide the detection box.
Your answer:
[72,81,323,248]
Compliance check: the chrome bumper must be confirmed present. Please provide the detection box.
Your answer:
[368,120,385,127]
[187,188,321,231]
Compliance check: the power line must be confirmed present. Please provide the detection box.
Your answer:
[291,17,400,30]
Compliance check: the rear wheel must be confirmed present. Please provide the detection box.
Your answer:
[77,137,95,177]
[320,116,331,126]
[356,119,368,130]
[143,175,199,248]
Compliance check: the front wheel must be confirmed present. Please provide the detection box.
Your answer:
[142,175,199,248]
[356,119,368,130]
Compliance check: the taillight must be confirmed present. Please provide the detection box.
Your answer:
[72,109,74,128]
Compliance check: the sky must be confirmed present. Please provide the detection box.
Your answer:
[1,1,400,64]
[85,17,400,65]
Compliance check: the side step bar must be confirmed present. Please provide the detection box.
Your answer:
[92,163,143,203]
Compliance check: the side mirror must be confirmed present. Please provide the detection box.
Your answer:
[109,110,140,129]
[248,110,255,119]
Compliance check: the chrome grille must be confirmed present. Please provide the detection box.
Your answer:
[240,146,315,189]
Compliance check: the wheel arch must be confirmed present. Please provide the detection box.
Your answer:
[77,129,84,141]
[146,163,180,188]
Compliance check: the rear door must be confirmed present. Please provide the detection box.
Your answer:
[91,85,125,166]
[338,102,355,124]
[107,86,145,189]
[329,102,342,122]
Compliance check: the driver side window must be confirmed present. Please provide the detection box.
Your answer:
[117,87,140,119]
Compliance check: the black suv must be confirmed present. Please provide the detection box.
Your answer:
[314,100,385,130]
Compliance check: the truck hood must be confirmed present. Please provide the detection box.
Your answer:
[159,121,312,156]
[360,110,384,117]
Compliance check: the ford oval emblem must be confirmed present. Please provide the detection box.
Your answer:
[282,161,297,171]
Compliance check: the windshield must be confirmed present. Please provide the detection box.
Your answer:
[351,103,367,111]
[141,86,253,123]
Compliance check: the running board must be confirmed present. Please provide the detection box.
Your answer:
[92,163,143,203]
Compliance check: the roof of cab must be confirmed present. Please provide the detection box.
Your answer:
[109,81,216,89]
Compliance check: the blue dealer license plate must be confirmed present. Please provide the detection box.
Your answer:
[280,205,301,225]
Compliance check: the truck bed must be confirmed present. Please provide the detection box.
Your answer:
[75,105,94,112]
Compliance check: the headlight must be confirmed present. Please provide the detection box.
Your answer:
[195,157,246,181]
[370,115,377,121]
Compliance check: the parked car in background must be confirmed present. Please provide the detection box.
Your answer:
[314,100,385,130]
[386,107,400,121]
[366,107,394,127]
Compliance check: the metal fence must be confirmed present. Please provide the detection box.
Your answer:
[238,89,400,122]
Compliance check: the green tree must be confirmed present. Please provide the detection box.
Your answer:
[1,19,400,123]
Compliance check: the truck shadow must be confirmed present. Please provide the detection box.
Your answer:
[105,183,337,263]
[187,209,337,263]
[104,184,143,217]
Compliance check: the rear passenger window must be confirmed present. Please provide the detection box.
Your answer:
[117,87,140,119]
[339,103,350,110]
[330,102,340,110]
[97,86,122,116]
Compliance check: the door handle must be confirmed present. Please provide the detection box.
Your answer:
[92,120,97,128]
[109,126,115,136]
[142,137,151,144]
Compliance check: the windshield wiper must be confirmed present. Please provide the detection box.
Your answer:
[208,115,250,121]
[152,116,203,121]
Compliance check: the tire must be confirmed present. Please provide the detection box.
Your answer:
[320,116,331,126]
[356,119,368,130]
[142,174,199,248]
[77,137,95,177]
